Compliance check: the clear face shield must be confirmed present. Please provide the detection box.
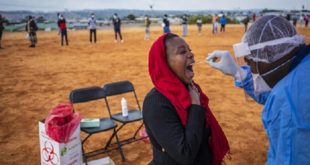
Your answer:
[232,34,304,102]
[231,43,255,102]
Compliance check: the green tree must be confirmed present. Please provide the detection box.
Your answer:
[226,16,239,24]
[2,17,9,24]
[36,16,46,23]
[188,15,212,24]
[127,14,136,21]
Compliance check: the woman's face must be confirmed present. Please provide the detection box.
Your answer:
[166,37,195,84]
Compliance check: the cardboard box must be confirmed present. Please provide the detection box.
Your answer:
[82,157,115,165]
[80,118,100,128]
[39,121,83,165]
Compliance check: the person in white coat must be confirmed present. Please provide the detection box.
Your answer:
[88,13,97,43]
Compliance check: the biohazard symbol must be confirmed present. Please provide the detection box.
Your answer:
[42,141,59,165]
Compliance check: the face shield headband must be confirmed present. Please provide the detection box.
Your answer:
[233,34,305,59]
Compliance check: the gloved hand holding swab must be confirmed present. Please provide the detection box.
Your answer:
[206,50,247,81]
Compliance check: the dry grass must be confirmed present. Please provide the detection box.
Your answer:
[0,24,309,165]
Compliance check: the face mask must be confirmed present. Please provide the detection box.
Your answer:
[252,73,271,93]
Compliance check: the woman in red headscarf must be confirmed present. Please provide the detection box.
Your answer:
[143,33,230,165]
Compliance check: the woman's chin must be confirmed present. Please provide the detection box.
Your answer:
[183,76,194,85]
[178,70,195,84]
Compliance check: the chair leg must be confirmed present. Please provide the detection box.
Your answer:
[82,145,88,165]
[105,124,125,148]
[104,131,116,149]
[82,134,92,165]
[114,129,126,161]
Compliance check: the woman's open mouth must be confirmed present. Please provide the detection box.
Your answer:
[185,62,194,78]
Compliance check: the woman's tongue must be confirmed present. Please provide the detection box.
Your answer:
[185,66,194,78]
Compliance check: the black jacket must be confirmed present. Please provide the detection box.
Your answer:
[182,17,188,25]
[25,19,38,32]
[163,18,170,27]
[143,88,212,165]
[112,17,121,30]
[0,18,4,31]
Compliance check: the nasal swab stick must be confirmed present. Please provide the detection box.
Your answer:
[196,56,218,64]
[196,61,205,64]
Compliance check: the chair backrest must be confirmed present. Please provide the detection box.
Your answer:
[103,80,141,111]
[69,86,106,103]
[103,81,134,96]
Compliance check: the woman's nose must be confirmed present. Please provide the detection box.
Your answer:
[187,52,194,58]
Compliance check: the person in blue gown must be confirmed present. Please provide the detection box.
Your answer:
[207,15,310,165]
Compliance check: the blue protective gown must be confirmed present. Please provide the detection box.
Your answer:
[235,51,310,164]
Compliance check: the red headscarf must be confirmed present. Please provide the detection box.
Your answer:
[148,33,230,165]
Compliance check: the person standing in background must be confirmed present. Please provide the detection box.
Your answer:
[304,15,309,27]
[300,15,304,27]
[242,15,250,32]
[163,14,171,33]
[0,14,5,49]
[212,14,218,34]
[25,16,38,48]
[144,15,151,40]
[196,17,203,35]
[219,15,227,32]
[181,15,188,37]
[112,13,123,43]
[293,16,298,27]
[57,13,61,35]
[88,13,97,43]
[58,14,69,46]
[286,14,291,22]
[252,13,256,22]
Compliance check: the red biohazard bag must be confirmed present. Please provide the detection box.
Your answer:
[45,103,81,143]
[139,128,150,144]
